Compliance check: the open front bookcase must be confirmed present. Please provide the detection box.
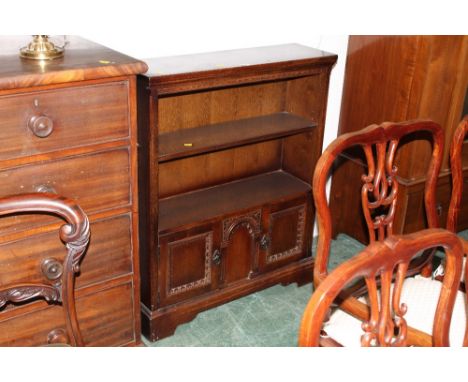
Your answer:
[137,44,337,341]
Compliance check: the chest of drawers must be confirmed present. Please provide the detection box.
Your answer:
[0,36,147,346]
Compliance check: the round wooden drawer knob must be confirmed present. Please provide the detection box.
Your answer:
[28,114,54,138]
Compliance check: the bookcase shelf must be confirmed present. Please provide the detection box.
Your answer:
[159,170,311,233]
[158,112,316,162]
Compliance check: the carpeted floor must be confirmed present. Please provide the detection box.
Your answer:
[143,230,468,347]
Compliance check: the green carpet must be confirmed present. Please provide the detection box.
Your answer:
[143,230,468,347]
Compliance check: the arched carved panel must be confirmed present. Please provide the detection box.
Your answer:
[221,209,261,247]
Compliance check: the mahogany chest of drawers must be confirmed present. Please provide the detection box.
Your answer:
[137,44,337,341]
[0,36,147,346]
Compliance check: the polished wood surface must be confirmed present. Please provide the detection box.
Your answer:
[448,116,468,232]
[0,148,131,235]
[313,120,443,287]
[0,36,147,91]
[299,229,466,347]
[0,214,132,289]
[0,36,146,346]
[0,80,129,161]
[138,45,336,340]
[330,36,468,242]
[308,120,461,347]
[0,193,90,346]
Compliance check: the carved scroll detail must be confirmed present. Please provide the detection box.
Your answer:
[0,285,60,309]
[360,262,408,347]
[361,140,399,242]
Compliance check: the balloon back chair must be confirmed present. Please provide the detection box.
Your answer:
[0,194,90,346]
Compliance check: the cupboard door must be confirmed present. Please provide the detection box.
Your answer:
[220,209,261,285]
[259,197,310,272]
[158,224,219,307]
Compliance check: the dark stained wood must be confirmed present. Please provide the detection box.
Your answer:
[158,81,287,134]
[159,171,311,233]
[330,36,468,242]
[282,74,331,184]
[0,36,146,346]
[159,112,316,162]
[299,228,466,347]
[159,140,283,198]
[0,193,90,346]
[138,44,336,341]
[158,224,220,307]
[142,256,314,341]
[0,36,147,91]
[258,196,312,273]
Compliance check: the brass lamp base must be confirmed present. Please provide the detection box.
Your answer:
[20,35,64,60]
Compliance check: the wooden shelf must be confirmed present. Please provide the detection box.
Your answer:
[159,170,311,233]
[158,112,316,162]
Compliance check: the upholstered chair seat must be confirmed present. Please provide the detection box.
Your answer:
[323,276,467,347]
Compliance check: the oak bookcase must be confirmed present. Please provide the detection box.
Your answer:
[137,44,337,341]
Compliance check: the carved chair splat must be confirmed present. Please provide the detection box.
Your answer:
[304,119,468,346]
[313,120,444,288]
[0,193,90,346]
[299,229,467,347]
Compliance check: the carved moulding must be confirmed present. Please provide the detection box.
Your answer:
[167,232,213,296]
[266,204,306,263]
[0,285,60,309]
[221,209,261,247]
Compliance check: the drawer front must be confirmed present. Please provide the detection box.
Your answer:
[258,197,310,272]
[159,224,219,307]
[0,282,136,346]
[0,148,131,235]
[0,213,133,291]
[0,81,129,161]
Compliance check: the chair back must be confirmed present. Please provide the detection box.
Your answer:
[314,120,444,286]
[300,228,466,347]
[448,116,468,233]
[0,194,90,346]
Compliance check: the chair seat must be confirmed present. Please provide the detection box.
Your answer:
[324,276,467,346]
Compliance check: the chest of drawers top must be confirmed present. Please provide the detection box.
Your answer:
[0,36,148,91]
